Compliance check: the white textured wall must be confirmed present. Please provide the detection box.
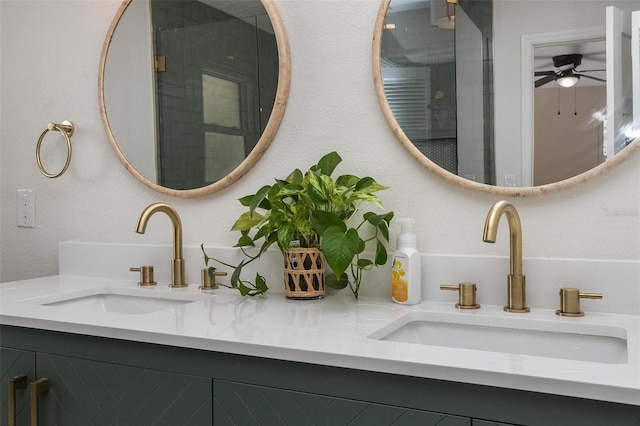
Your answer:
[1,0,638,284]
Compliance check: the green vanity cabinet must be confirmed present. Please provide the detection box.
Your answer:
[213,379,469,425]
[1,325,638,426]
[0,336,212,426]
[1,348,35,426]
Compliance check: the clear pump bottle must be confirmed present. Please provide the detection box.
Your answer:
[391,218,422,305]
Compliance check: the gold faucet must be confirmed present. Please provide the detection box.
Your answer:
[136,203,187,288]
[482,201,529,313]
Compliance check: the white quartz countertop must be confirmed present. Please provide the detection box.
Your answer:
[1,275,638,406]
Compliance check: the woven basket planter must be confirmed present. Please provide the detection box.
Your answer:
[283,247,325,299]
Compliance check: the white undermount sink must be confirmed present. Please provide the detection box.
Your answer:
[23,287,204,315]
[368,311,628,364]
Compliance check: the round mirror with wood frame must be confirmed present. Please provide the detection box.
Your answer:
[99,0,290,197]
[373,0,638,197]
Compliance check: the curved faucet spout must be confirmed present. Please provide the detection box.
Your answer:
[136,203,187,288]
[482,200,529,313]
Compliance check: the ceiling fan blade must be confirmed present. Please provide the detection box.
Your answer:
[534,71,556,76]
[577,69,606,73]
[535,74,557,88]
[577,73,606,83]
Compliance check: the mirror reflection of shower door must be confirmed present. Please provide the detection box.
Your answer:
[606,6,634,158]
[202,73,248,183]
[151,1,273,190]
[634,11,640,128]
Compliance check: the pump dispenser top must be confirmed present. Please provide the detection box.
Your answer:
[397,218,417,249]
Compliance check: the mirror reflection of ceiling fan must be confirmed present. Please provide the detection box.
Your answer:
[534,54,605,88]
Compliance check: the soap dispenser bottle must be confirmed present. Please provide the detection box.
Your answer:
[391,218,421,305]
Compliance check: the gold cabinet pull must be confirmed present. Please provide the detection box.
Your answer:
[8,374,28,426]
[29,378,49,426]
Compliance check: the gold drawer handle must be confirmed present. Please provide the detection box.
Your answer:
[8,374,28,426]
[30,378,49,426]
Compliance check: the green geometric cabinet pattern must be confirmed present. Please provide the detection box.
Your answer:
[35,353,212,426]
[1,350,211,426]
[213,380,469,426]
[1,348,35,426]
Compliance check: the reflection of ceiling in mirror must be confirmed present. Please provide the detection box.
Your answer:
[383,1,455,66]
[199,0,273,33]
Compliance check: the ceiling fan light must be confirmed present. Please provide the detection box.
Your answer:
[558,75,579,88]
[431,0,455,29]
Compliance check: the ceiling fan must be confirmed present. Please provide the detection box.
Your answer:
[534,54,605,88]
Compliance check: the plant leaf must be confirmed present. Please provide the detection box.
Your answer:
[285,169,303,184]
[321,226,362,278]
[277,222,296,250]
[238,282,251,296]
[375,240,388,265]
[355,176,375,191]
[335,174,359,189]
[230,260,245,287]
[355,177,389,193]
[231,211,265,232]
[357,258,374,268]
[377,220,390,242]
[311,210,344,235]
[249,185,273,215]
[316,151,342,176]
[255,273,268,293]
[325,273,349,289]
[236,234,255,247]
[307,171,328,204]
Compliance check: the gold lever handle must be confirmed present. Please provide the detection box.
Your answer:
[30,378,49,426]
[556,288,603,317]
[578,292,603,299]
[8,374,28,426]
[200,268,228,290]
[130,265,157,286]
[440,282,480,309]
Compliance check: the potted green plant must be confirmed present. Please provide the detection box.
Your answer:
[202,151,393,298]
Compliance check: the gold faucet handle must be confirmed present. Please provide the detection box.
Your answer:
[199,268,228,291]
[556,287,602,317]
[440,282,480,309]
[130,266,157,286]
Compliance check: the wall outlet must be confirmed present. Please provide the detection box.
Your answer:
[17,189,35,228]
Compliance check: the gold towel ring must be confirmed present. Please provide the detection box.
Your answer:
[36,120,74,178]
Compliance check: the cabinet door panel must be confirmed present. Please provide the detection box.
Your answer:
[214,380,469,426]
[36,353,117,426]
[118,364,212,425]
[35,353,211,426]
[0,348,35,426]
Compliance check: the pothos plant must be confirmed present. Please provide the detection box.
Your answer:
[202,151,393,298]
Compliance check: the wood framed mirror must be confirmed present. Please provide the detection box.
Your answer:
[99,0,290,197]
[373,0,639,197]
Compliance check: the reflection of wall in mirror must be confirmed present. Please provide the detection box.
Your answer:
[105,1,156,182]
[456,5,485,183]
[534,85,606,186]
[493,1,639,187]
